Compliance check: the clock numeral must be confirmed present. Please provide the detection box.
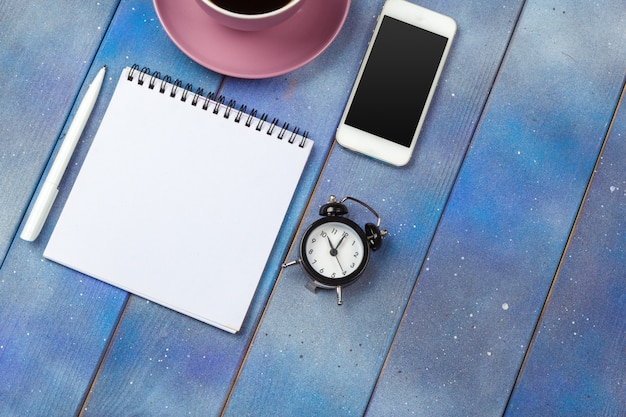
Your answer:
[320,231,327,238]
[331,272,336,278]
[350,262,355,268]
[319,268,324,274]
[354,251,359,258]
[308,249,314,255]
[311,238,317,243]
[351,240,356,246]
[331,228,338,235]
[312,259,317,265]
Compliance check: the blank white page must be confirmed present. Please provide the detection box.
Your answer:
[44,67,312,333]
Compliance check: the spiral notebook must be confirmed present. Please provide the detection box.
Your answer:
[44,66,313,333]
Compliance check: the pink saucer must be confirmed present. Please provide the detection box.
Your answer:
[153,0,350,79]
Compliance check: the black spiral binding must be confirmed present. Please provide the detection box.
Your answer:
[127,64,309,147]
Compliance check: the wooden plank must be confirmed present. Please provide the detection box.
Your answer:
[504,85,625,416]
[0,0,119,262]
[0,0,223,416]
[364,1,626,416]
[0,2,122,416]
[221,1,527,416]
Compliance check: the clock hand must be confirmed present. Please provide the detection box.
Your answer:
[327,236,344,272]
[327,236,344,273]
[335,234,346,249]
[327,237,338,256]
[334,254,345,275]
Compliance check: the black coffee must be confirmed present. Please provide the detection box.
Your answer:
[210,0,292,15]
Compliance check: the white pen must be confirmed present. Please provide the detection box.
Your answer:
[20,65,106,242]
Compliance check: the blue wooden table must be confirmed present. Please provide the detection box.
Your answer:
[1,0,624,415]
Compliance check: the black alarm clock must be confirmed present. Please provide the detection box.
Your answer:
[283,195,387,304]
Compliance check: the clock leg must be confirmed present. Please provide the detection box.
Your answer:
[305,281,318,293]
[282,260,300,268]
[336,286,343,305]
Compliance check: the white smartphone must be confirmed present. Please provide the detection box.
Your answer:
[336,0,456,166]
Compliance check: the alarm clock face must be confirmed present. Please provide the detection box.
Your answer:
[300,217,369,286]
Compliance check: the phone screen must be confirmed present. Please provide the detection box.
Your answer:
[345,16,449,148]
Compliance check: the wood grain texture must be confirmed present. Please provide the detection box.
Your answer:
[365,1,626,416]
[1,0,624,415]
[222,1,529,416]
[504,85,625,417]
[0,0,119,262]
[0,2,122,416]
